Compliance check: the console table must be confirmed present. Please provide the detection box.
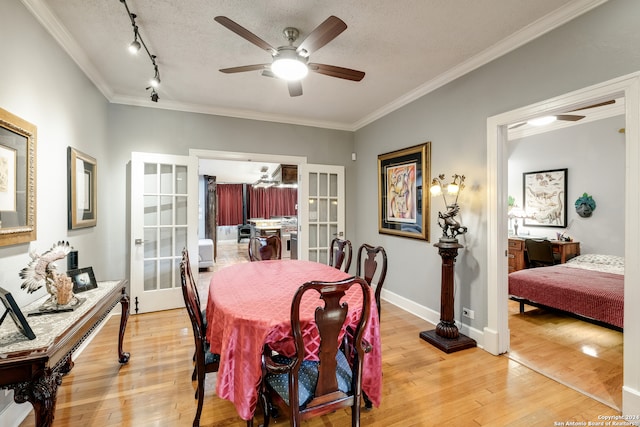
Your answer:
[508,238,581,273]
[0,280,130,427]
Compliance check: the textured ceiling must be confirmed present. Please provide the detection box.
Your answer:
[24,0,607,131]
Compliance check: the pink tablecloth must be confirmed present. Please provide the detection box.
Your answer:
[205,260,382,421]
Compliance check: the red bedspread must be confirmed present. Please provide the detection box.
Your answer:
[508,264,624,328]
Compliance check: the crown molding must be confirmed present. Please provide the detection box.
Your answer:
[22,0,608,132]
[352,0,609,130]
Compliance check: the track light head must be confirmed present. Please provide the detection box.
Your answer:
[128,39,141,54]
[146,87,159,102]
[150,66,161,88]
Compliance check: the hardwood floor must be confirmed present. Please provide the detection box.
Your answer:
[18,241,621,426]
[507,300,623,410]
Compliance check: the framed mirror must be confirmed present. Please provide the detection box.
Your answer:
[0,108,36,246]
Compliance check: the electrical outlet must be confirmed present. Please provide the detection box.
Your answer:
[462,307,475,319]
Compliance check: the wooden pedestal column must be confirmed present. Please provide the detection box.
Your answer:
[420,239,477,353]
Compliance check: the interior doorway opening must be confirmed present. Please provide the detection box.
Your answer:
[486,72,640,415]
[191,149,306,266]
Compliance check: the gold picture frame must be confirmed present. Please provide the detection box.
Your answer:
[378,142,431,241]
[0,108,37,246]
[68,147,97,229]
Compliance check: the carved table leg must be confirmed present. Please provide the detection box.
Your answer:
[11,369,62,427]
[118,288,131,364]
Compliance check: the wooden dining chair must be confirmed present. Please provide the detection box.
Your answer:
[329,238,353,272]
[180,249,220,427]
[249,235,282,261]
[356,243,387,321]
[259,276,371,427]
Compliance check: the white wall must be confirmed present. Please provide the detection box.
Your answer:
[508,115,625,256]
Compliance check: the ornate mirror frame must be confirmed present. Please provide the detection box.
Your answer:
[0,107,37,246]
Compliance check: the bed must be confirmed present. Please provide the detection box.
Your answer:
[508,254,624,330]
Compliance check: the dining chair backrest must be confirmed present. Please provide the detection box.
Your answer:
[524,238,559,268]
[261,276,371,427]
[329,238,353,272]
[248,235,282,261]
[180,249,220,427]
[356,243,387,321]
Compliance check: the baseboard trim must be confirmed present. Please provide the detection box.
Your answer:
[380,289,485,349]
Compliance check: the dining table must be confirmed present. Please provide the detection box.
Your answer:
[205,259,382,421]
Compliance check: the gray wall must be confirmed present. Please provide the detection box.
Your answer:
[353,0,640,331]
[508,115,626,256]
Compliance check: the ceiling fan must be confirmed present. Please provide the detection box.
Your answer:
[509,99,616,129]
[214,15,365,97]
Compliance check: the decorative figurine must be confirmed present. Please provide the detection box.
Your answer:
[19,240,82,310]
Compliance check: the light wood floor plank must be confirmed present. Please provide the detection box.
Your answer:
[17,241,621,426]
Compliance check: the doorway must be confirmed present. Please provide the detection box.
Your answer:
[192,150,304,265]
[506,114,624,409]
[485,72,640,414]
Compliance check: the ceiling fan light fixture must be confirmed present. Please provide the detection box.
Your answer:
[528,115,557,127]
[271,49,308,81]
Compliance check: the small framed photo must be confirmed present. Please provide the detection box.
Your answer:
[67,267,98,293]
[0,287,36,339]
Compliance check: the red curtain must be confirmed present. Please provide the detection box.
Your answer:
[249,187,297,219]
[217,184,244,225]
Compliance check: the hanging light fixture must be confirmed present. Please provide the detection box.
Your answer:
[128,21,141,54]
[120,0,162,102]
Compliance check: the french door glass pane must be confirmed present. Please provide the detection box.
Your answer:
[160,164,173,193]
[144,228,157,258]
[175,165,188,194]
[144,260,156,291]
[144,196,158,226]
[159,259,173,289]
[160,228,173,257]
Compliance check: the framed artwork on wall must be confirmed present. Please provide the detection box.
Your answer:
[68,147,97,229]
[378,142,430,241]
[0,108,37,246]
[523,168,568,228]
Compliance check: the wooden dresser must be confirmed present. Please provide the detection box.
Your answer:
[508,238,580,273]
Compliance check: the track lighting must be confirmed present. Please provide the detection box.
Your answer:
[150,63,160,88]
[147,87,159,102]
[128,24,141,54]
[120,0,162,102]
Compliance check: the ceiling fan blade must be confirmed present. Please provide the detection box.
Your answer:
[309,63,365,81]
[297,16,347,55]
[214,16,277,55]
[571,99,615,111]
[220,64,269,74]
[261,69,276,78]
[556,114,585,122]
[288,81,303,97]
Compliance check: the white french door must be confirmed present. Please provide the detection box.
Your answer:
[298,164,345,264]
[129,152,198,314]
